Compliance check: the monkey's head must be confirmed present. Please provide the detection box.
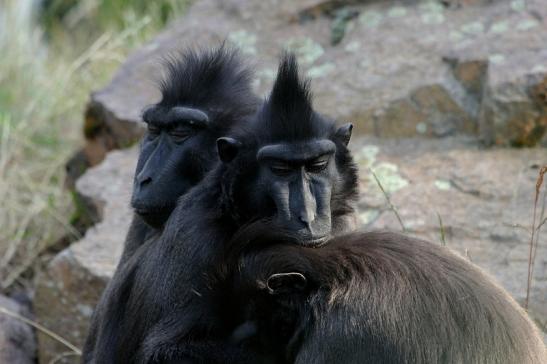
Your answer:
[131,47,257,228]
[217,53,358,246]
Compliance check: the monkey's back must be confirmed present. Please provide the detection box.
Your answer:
[240,231,546,364]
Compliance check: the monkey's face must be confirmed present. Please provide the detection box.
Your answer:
[131,106,216,228]
[217,123,353,247]
[253,140,335,246]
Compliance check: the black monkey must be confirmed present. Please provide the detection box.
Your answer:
[126,45,259,256]
[230,231,547,364]
[90,53,359,363]
[82,46,258,363]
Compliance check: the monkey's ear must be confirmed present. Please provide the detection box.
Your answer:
[266,272,307,295]
[217,137,241,163]
[335,123,353,146]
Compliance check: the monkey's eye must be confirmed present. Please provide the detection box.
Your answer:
[269,162,293,177]
[147,125,160,138]
[169,129,192,143]
[305,158,329,173]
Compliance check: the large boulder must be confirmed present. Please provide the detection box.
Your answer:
[34,148,137,364]
[0,294,36,364]
[35,137,546,362]
[77,0,547,173]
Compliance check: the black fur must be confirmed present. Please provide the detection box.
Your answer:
[157,46,257,134]
[86,53,359,363]
[258,53,318,143]
[229,231,547,364]
[130,45,258,229]
[82,46,258,363]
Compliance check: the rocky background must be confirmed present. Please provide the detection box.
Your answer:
[2,0,545,363]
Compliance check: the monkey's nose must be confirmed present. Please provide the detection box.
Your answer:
[299,211,315,230]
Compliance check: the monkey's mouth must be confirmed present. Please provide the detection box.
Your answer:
[132,201,174,214]
[134,207,160,215]
[134,206,167,216]
[132,203,175,228]
[300,235,329,248]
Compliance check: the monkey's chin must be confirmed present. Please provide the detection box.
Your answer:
[134,206,173,229]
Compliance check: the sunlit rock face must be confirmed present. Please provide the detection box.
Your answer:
[77,0,547,169]
[35,148,136,364]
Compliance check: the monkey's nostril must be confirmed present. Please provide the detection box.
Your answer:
[139,176,153,186]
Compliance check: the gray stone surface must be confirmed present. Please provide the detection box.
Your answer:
[80,0,547,169]
[35,137,546,362]
[0,295,36,364]
[34,148,137,364]
[352,137,546,331]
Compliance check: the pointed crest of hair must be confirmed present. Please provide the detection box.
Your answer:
[256,52,326,142]
[157,45,257,129]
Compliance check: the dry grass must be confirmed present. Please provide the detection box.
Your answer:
[525,165,547,309]
[0,305,81,356]
[369,168,407,232]
[0,0,186,290]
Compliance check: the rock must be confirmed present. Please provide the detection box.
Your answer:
[479,66,547,147]
[34,148,137,364]
[353,136,547,330]
[36,137,546,362]
[77,0,547,174]
[0,295,36,364]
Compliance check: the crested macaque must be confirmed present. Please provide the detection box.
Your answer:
[82,46,258,363]
[229,231,547,364]
[86,53,359,363]
[126,46,259,257]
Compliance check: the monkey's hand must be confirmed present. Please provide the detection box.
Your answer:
[229,320,258,344]
[266,272,307,295]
